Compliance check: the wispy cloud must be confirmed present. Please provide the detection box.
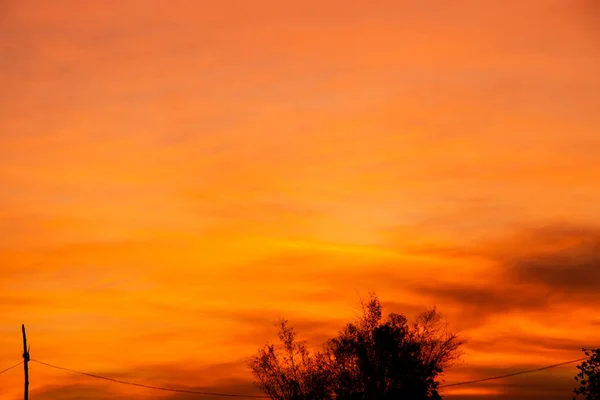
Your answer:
[1,0,599,399]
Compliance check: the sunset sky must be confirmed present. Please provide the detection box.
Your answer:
[1,1,599,399]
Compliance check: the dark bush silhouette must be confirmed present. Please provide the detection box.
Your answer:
[574,348,600,400]
[249,293,465,400]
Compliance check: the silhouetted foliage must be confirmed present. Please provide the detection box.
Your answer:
[249,319,332,400]
[323,293,464,400]
[574,348,600,400]
[249,293,465,400]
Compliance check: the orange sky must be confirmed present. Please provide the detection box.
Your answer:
[1,1,599,399]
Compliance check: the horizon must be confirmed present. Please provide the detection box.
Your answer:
[1,1,599,399]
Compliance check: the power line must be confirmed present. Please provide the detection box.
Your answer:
[31,356,589,396]
[31,360,269,398]
[0,361,23,376]
[439,357,588,388]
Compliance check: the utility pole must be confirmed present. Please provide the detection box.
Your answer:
[22,324,29,400]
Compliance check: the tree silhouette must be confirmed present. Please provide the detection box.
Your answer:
[324,293,464,400]
[249,293,464,400]
[574,348,600,400]
[249,319,332,400]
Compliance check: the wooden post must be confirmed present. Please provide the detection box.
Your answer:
[22,324,29,400]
